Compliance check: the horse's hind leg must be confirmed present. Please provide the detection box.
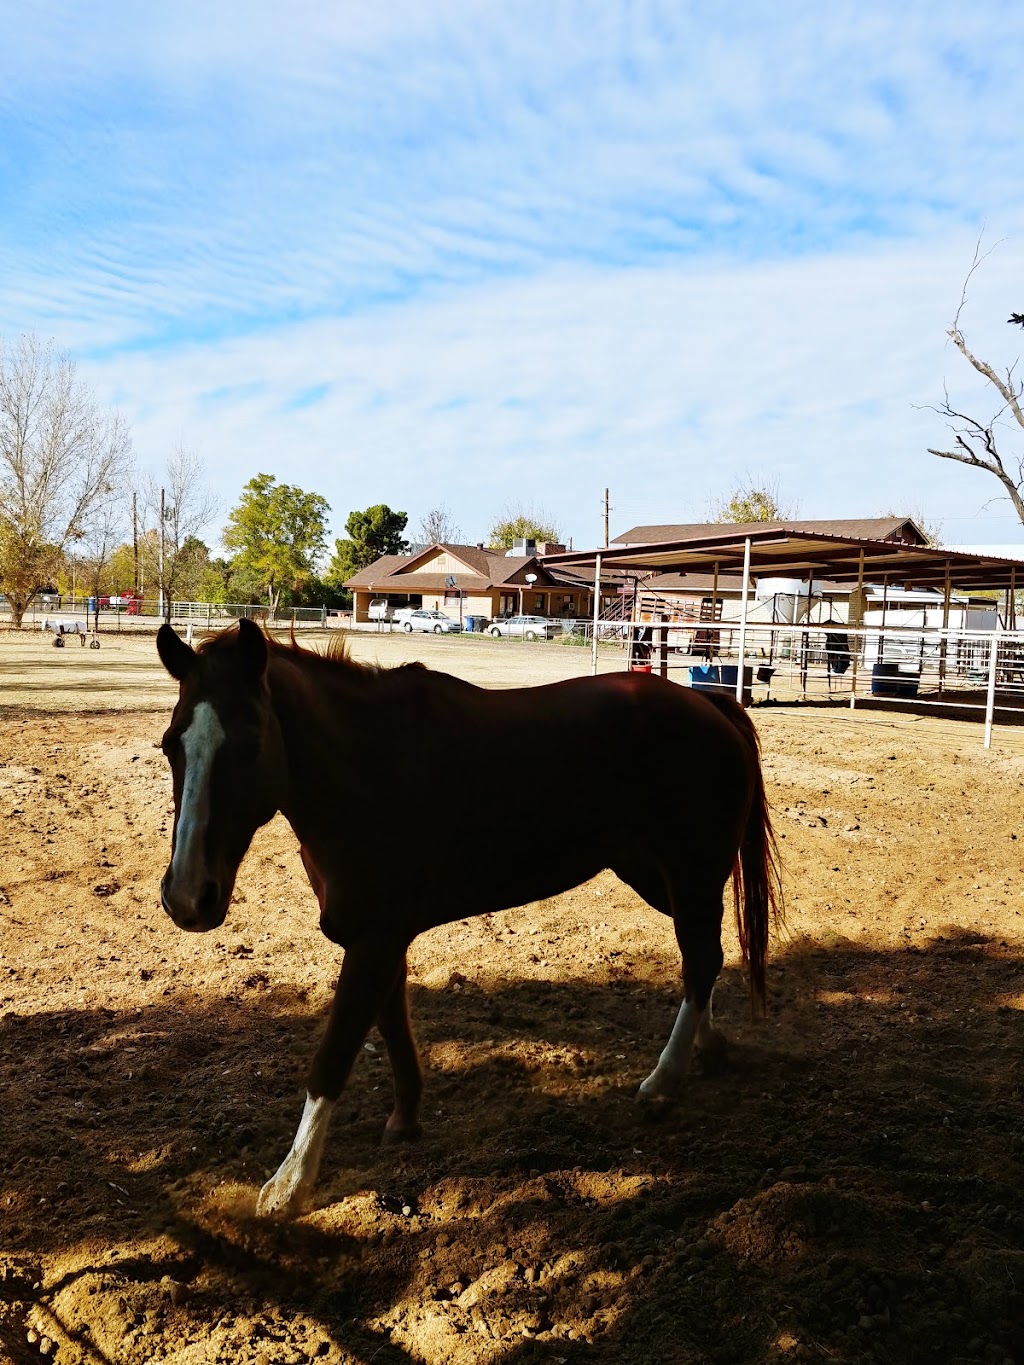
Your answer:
[377,960,423,1143]
[256,933,407,1218]
[638,875,725,1099]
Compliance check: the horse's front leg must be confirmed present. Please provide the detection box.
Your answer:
[256,932,407,1219]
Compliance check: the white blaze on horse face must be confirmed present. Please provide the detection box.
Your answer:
[256,1092,336,1218]
[171,700,226,897]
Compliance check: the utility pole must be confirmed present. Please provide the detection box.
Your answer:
[602,488,612,548]
[158,486,165,621]
[132,493,139,595]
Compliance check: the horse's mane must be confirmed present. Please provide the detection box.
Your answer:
[193,624,423,681]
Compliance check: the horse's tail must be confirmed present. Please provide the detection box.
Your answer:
[704,694,784,1014]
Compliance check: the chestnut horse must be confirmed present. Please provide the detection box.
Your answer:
[156,619,780,1218]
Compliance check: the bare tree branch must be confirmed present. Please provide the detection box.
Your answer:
[952,232,1003,333]
[141,443,218,617]
[928,242,1024,529]
[0,333,132,626]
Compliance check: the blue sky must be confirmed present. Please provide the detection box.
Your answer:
[3,1,1024,550]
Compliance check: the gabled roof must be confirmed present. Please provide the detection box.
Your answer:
[397,543,493,578]
[614,517,929,547]
[344,554,410,587]
[344,544,572,592]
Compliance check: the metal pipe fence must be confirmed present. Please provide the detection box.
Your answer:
[620,618,1024,747]
[0,598,329,631]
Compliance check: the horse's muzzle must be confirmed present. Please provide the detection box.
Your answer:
[160,870,228,932]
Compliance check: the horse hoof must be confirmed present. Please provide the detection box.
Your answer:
[255,1178,308,1219]
[636,1072,682,1101]
[382,1121,422,1146]
[695,1031,729,1076]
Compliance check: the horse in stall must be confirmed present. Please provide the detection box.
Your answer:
[156,619,781,1218]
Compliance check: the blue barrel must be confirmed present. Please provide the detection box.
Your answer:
[464,616,475,633]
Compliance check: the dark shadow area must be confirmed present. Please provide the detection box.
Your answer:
[1,933,1022,1364]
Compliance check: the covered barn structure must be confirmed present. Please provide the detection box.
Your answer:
[543,525,1024,747]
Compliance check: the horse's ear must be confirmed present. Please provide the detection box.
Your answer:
[157,624,195,681]
[236,617,268,682]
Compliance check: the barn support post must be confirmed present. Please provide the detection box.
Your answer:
[938,561,951,697]
[590,553,602,676]
[658,618,669,678]
[801,570,814,697]
[1011,567,1017,630]
[849,550,865,709]
[735,538,752,704]
[984,625,1000,749]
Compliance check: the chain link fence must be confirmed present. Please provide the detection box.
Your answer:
[0,597,329,632]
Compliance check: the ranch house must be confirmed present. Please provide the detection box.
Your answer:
[345,542,605,625]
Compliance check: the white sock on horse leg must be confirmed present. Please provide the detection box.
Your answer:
[696,992,715,1046]
[637,997,705,1097]
[256,1092,335,1217]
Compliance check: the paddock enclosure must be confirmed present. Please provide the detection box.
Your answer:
[1,630,1022,1365]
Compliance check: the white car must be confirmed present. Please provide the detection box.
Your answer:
[487,615,559,640]
[400,609,463,634]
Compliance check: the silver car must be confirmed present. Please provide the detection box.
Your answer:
[487,614,559,640]
[401,609,463,634]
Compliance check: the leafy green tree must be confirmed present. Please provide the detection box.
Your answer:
[708,477,793,524]
[223,473,329,618]
[105,543,139,596]
[487,502,561,550]
[327,504,409,584]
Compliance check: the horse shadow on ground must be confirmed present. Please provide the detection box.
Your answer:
[1,932,1022,1365]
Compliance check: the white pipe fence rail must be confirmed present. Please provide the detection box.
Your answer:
[617,618,1024,747]
[1,598,329,630]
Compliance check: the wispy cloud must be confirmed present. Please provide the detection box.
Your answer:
[2,1,1024,545]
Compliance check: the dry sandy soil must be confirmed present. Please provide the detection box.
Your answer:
[0,628,1022,1365]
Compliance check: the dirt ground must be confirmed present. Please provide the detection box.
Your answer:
[0,628,1022,1365]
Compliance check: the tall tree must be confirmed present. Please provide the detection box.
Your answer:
[143,444,217,620]
[223,473,329,618]
[487,502,560,551]
[0,333,132,626]
[418,503,463,545]
[78,498,126,607]
[927,243,1024,525]
[708,477,794,524]
[328,504,409,584]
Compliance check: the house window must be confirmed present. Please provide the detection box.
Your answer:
[444,590,461,605]
[499,593,516,616]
